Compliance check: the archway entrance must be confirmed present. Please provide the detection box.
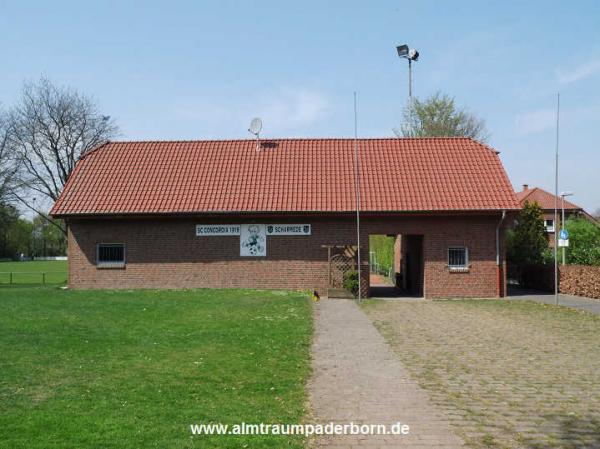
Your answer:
[369,234,424,298]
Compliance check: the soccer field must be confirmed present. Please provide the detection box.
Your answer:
[0,260,67,284]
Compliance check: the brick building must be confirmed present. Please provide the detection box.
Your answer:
[516,185,597,247]
[50,137,519,298]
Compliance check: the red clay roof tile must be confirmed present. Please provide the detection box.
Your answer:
[50,137,519,216]
[516,187,581,210]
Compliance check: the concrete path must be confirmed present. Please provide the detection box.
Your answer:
[509,287,600,316]
[308,299,466,448]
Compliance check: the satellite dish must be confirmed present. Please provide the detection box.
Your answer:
[248,117,262,136]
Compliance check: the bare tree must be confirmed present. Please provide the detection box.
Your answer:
[0,109,16,206]
[395,91,489,142]
[7,77,119,221]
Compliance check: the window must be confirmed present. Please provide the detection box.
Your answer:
[545,219,555,233]
[448,247,468,269]
[97,243,125,267]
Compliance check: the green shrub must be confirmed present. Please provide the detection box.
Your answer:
[343,270,359,296]
[565,217,600,265]
[506,201,549,266]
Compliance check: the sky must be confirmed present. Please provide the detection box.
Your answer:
[1,0,599,212]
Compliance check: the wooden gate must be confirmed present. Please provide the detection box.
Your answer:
[324,245,357,298]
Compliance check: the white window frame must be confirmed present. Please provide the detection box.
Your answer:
[545,219,555,233]
[96,243,126,268]
[448,247,469,269]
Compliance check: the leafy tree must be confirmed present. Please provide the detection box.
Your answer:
[5,217,33,258]
[369,235,395,273]
[0,205,19,258]
[31,214,66,257]
[396,91,489,142]
[507,201,549,266]
[564,217,600,265]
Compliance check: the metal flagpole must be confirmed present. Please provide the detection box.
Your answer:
[353,92,362,302]
[554,93,560,306]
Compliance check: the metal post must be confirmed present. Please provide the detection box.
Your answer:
[10,272,12,284]
[353,92,362,302]
[554,93,560,305]
[327,246,331,289]
[561,195,566,266]
[408,59,412,99]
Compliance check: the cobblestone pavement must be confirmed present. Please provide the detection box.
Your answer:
[308,298,466,448]
[363,299,600,449]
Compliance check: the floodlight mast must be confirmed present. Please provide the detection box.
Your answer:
[396,44,419,99]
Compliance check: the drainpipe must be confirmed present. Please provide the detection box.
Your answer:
[496,210,507,298]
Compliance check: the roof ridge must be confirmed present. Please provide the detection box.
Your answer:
[106,136,479,145]
[78,140,112,161]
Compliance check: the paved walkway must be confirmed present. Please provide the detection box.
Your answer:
[509,287,600,316]
[308,299,466,448]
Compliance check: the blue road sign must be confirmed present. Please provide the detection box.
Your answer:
[559,229,569,240]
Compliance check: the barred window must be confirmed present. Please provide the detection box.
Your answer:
[97,244,125,267]
[448,247,468,268]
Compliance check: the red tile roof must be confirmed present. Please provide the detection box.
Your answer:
[516,187,581,211]
[50,137,519,217]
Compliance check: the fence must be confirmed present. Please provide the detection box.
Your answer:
[369,251,394,281]
[0,271,67,285]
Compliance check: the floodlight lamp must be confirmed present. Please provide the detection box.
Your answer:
[396,44,409,57]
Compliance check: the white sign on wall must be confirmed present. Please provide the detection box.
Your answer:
[240,224,267,257]
[266,224,311,235]
[196,225,240,236]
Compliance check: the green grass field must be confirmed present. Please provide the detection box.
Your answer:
[0,287,312,448]
[0,260,67,284]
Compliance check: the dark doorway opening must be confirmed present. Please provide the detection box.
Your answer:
[369,234,424,298]
[399,235,424,297]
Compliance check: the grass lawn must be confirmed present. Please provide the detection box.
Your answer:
[363,299,600,449]
[0,287,312,448]
[0,260,68,284]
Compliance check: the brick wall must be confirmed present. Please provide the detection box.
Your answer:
[67,213,507,298]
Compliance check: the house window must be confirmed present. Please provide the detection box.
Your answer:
[97,243,125,268]
[448,247,468,269]
[545,219,555,233]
